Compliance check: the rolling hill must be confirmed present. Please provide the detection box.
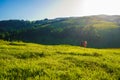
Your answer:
[0,15,120,48]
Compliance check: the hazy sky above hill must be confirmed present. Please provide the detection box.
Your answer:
[0,0,120,20]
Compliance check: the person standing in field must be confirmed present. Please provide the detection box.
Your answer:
[81,41,87,47]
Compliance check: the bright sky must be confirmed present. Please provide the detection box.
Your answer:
[0,0,120,20]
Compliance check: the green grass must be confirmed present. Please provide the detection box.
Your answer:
[0,40,120,80]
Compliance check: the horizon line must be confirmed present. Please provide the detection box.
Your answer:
[0,14,120,21]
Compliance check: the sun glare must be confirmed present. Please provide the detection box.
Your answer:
[81,0,120,16]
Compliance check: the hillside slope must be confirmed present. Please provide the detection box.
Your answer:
[0,40,120,80]
[0,15,120,48]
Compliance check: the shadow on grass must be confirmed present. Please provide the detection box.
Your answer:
[13,52,45,59]
[63,57,100,69]
[56,51,102,57]
[9,42,26,46]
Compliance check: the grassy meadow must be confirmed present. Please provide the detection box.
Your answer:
[0,40,120,80]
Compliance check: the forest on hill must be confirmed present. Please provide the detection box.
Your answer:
[0,15,120,48]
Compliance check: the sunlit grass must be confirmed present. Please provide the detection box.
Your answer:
[0,40,120,80]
